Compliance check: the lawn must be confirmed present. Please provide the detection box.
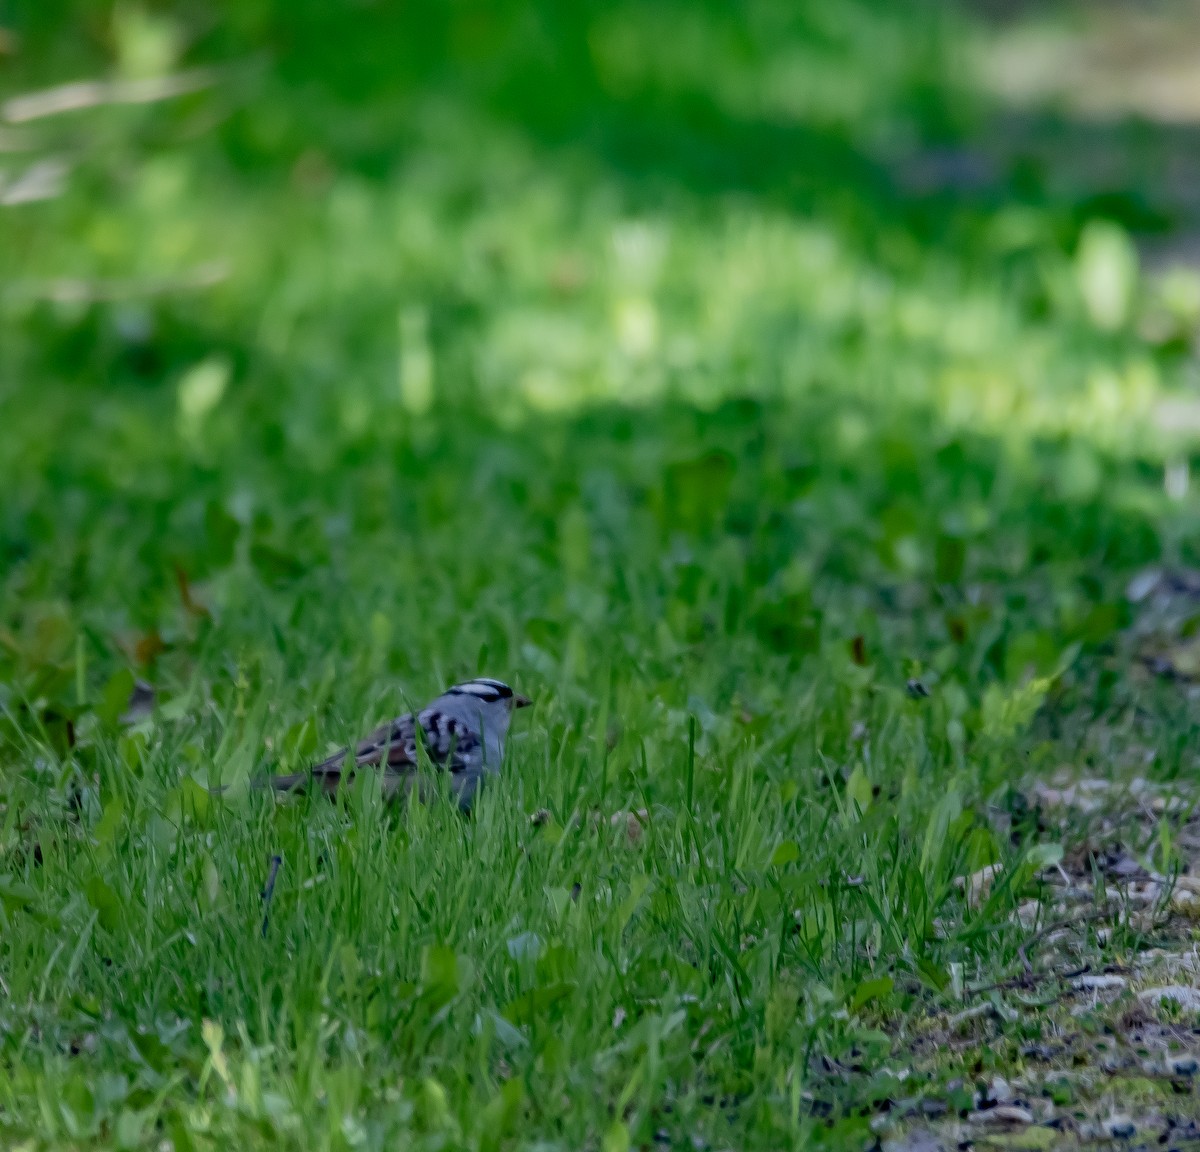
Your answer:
[3,2,1200,1148]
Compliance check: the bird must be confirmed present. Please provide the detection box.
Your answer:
[266,677,531,809]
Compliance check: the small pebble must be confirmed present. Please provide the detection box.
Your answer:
[1167,1054,1199,1076]
[1073,974,1126,991]
[969,1106,1033,1125]
[1139,986,1200,1013]
[1104,1115,1136,1140]
[882,1129,945,1152]
[988,1076,1014,1104]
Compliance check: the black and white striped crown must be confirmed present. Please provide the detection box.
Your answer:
[445,677,516,704]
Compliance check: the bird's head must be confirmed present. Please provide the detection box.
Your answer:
[444,677,532,715]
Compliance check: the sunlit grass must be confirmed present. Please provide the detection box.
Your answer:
[2,1,1200,1148]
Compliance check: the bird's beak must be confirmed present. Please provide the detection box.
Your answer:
[513,693,533,709]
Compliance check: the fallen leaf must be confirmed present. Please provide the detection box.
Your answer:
[1138,985,1200,1012]
[1073,974,1126,991]
[968,1105,1033,1125]
[610,809,648,845]
[955,863,1002,908]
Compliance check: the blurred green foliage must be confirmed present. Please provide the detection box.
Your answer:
[2,0,1200,1148]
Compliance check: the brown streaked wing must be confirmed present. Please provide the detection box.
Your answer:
[347,714,417,769]
[306,713,416,777]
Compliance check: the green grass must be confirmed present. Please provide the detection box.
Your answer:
[2,1,1200,1148]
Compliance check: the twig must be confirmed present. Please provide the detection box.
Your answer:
[947,1001,996,1029]
[260,854,282,938]
[16,261,229,304]
[1018,908,1109,975]
[967,959,1094,999]
[3,69,214,123]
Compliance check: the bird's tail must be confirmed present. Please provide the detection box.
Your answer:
[264,771,310,792]
[208,748,347,799]
[207,770,317,798]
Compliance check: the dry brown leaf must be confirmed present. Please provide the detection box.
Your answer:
[954,863,1002,908]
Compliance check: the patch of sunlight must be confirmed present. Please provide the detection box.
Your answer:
[518,367,581,412]
[589,1,918,130]
[8,89,1187,463]
[978,4,1200,124]
[398,306,434,415]
[481,308,599,413]
[1076,221,1139,332]
[937,358,1166,453]
[1150,267,1200,332]
[612,296,658,358]
[178,357,230,443]
[610,221,668,288]
[112,5,183,81]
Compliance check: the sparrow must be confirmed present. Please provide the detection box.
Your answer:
[267,677,531,809]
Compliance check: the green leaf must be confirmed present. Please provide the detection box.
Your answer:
[1022,842,1063,874]
[1052,641,1082,678]
[845,765,872,816]
[615,874,651,935]
[935,534,965,582]
[502,981,577,1024]
[916,957,949,991]
[479,1077,525,1150]
[85,875,123,933]
[416,1077,450,1129]
[921,788,961,876]
[850,975,894,1012]
[0,875,39,910]
[163,776,212,825]
[93,794,125,854]
[204,498,240,567]
[209,694,268,791]
[770,840,800,868]
[95,668,135,728]
[279,718,318,769]
[980,678,1048,742]
[602,1121,630,1152]
[418,944,473,1010]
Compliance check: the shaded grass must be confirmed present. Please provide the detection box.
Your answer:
[2,0,1200,1148]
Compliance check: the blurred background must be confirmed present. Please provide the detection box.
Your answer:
[8,9,1200,1144]
[2,0,1200,745]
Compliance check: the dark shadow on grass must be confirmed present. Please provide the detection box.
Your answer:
[181,0,1200,247]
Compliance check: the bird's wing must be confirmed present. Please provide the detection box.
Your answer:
[300,708,479,787]
[304,712,417,776]
[414,706,481,773]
